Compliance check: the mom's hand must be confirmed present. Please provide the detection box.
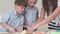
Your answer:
[27,25,37,32]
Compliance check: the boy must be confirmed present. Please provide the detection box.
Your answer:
[0,0,27,33]
[24,0,39,31]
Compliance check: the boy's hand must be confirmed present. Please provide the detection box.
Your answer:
[16,28,23,32]
[9,28,16,33]
[1,22,16,33]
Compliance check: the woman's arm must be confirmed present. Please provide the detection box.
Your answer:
[27,7,60,32]
[37,7,60,26]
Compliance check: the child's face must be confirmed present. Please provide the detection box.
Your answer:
[14,4,25,14]
[28,0,37,8]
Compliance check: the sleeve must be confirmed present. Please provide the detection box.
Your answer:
[1,13,10,23]
[58,0,60,6]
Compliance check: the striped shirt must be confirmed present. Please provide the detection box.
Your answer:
[48,0,60,30]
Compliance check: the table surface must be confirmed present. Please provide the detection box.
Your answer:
[0,30,56,34]
[0,32,45,34]
[1,32,60,34]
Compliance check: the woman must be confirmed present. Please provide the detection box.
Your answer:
[40,0,58,30]
[27,0,60,32]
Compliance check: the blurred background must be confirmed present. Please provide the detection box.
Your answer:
[0,0,48,32]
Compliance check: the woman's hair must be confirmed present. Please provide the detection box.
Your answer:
[42,0,58,16]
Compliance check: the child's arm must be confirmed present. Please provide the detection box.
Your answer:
[1,13,16,32]
[1,22,16,33]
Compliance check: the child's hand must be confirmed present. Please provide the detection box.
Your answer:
[9,28,16,33]
[16,28,23,32]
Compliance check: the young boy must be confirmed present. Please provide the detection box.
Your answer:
[24,0,39,31]
[0,0,27,32]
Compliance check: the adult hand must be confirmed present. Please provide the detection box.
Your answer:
[27,25,35,32]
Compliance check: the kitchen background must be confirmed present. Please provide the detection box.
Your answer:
[0,0,48,32]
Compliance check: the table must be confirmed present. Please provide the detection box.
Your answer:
[0,32,45,34]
